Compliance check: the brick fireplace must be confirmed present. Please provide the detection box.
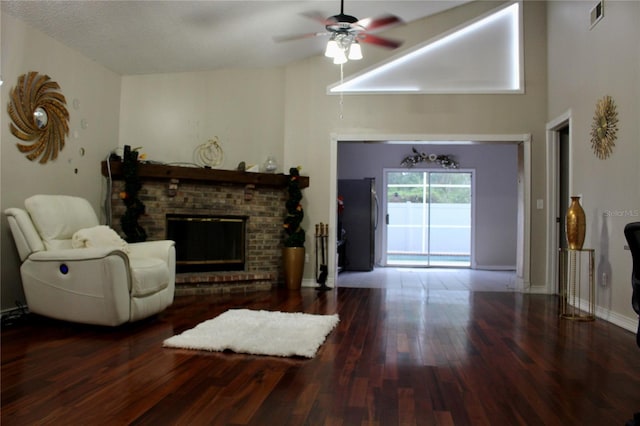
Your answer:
[102,161,309,294]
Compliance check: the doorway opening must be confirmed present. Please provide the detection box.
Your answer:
[384,169,473,267]
[546,111,572,294]
[330,135,531,291]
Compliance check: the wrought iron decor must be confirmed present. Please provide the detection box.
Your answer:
[401,147,458,169]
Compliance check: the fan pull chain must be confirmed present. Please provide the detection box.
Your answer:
[339,64,344,120]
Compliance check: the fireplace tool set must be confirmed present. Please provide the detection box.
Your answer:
[315,223,331,291]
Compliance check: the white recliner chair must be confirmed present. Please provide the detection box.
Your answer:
[4,194,175,326]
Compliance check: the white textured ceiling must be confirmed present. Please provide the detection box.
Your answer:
[2,1,470,75]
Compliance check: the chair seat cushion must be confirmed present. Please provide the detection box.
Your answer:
[129,257,170,297]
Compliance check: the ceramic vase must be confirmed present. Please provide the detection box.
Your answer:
[283,247,305,290]
[566,196,586,250]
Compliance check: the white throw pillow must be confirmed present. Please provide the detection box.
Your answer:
[72,225,130,253]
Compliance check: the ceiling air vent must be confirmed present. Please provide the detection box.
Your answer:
[590,1,604,29]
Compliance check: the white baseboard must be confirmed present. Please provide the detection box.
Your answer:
[302,278,335,288]
[473,265,517,271]
[594,305,638,333]
[566,297,638,334]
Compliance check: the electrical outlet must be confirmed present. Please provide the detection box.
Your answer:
[305,253,309,263]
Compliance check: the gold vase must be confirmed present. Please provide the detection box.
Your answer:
[566,196,586,250]
[282,247,305,290]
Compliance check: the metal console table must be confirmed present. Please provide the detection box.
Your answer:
[559,248,595,321]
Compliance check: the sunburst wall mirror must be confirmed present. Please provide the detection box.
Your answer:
[7,72,70,164]
[590,95,618,160]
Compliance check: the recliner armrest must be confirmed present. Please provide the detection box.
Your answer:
[28,247,129,262]
[128,240,175,261]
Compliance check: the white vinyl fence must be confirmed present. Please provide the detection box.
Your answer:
[387,203,471,256]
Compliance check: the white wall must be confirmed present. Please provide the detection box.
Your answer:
[547,1,640,326]
[337,143,518,269]
[119,69,285,170]
[1,13,121,310]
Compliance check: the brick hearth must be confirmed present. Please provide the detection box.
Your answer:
[103,161,309,292]
[174,271,274,295]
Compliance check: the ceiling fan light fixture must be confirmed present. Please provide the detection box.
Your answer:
[333,48,348,64]
[348,41,363,60]
[325,38,341,58]
[275,0,401,65]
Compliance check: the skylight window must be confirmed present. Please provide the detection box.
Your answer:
[329,2,522,94]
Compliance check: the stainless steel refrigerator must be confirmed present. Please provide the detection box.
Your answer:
[338,178,378,271]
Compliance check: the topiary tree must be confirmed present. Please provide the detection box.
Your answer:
[120,145,147,243]
[283,167,305,247]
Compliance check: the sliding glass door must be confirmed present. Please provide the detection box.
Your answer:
[385,170,472,267]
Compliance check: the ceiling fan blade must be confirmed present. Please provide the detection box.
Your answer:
[358,33,403,49]
[301,11,334,26]
[357,14,403,32]
[273,32,329,43]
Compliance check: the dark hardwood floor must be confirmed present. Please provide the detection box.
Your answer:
[2,282,640,425]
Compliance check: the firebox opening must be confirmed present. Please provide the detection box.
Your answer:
[166,214,246,273]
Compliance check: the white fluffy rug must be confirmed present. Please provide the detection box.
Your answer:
[163,309,340,358]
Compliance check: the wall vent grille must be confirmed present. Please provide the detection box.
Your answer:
[590,1,604,29]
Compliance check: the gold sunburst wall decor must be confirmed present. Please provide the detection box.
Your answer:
[8,72,70,164]
[590,95,619,160]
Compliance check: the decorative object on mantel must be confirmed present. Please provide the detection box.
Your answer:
[120,145,147,243]
[263,155,278,173]
[283,167,306,290]
[8,72,69,164]
[194,137,224,167]
[401,147,459,169]
[590,95,619,159]
[236,161,258,172]
[566,196,586,250]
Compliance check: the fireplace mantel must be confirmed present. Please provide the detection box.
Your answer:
[101,161,309,188]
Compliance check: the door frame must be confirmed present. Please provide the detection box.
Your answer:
[545,110,573,295]
[381,167,475,268]
[329,133,531,291]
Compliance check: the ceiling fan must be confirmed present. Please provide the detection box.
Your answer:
[274,0,404,64]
